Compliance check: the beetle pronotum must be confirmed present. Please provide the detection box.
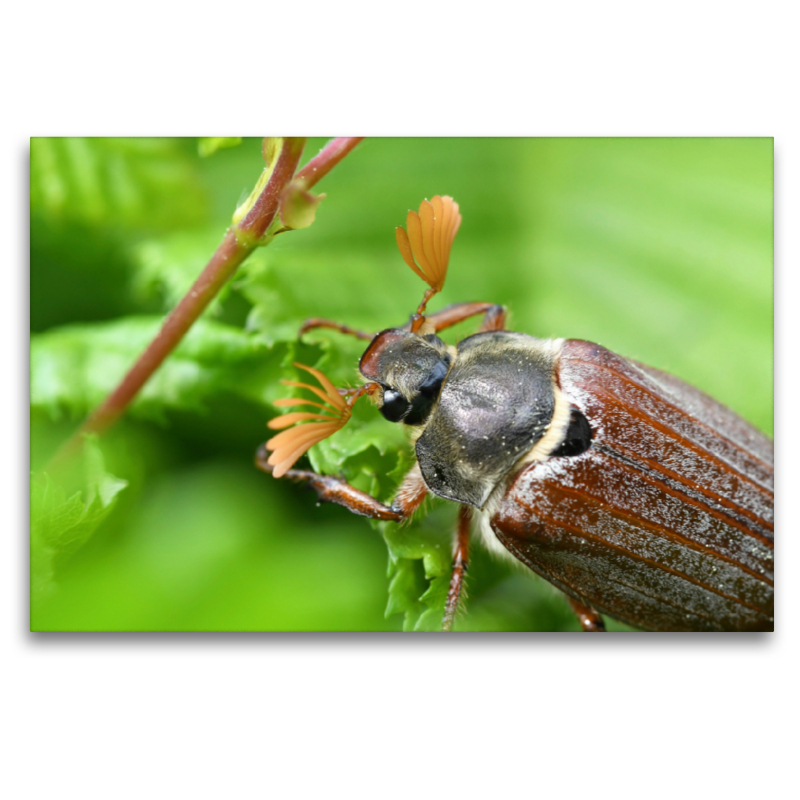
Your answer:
[255,195,774,632]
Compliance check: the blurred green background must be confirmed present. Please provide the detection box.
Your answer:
[30,137,773,631]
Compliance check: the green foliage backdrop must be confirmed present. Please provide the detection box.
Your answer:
[30,137,773,631]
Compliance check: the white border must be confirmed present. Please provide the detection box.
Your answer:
[5,3,795,797]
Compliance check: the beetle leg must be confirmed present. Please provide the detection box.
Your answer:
[298,318,374,341]
[256,445,428,521]
[476,305,507,332]
[442,505,472,632]
[567,598,607,632]
[299,304,508,342]
[414,302,507,334]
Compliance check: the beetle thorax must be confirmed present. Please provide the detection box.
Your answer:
[415,332,564,508]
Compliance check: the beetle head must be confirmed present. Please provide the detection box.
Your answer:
[359,329,451,425]
[264,195,462,476]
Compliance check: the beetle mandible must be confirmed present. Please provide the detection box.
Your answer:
[255,195,774,632]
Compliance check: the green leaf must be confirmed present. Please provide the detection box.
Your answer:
[239,248,406,340]
[31,438,128,598]
[376,446,454,630]
[130,228,231,312]
[30,316,285,422]
[30,137,207,230]
[198,137,243,158]
[381,504,454,631]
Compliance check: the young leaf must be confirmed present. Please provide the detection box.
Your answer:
[279,180,325,230]
[31,438,128,598]
[380,504,454,631]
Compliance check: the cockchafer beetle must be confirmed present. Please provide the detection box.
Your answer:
[255,195,774,632]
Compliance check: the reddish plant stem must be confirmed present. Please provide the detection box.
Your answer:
[72,229,251,443]
[238,137,306,240]
[50,136,364,467]
[295,137,365,188]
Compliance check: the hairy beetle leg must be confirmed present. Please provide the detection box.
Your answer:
[421,302,507,334]
[255,444,428,521]
[476,304,507,333]
[298,304,507,345]
[567,598,607,632]
[442,505,472,632]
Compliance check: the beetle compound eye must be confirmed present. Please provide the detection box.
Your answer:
[551,409,592,457]
[380,389,410,422]
[403,356,451,426]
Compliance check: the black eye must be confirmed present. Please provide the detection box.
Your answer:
[380,389,410,423]
[403,357,450,426]
[551,409,592,457]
